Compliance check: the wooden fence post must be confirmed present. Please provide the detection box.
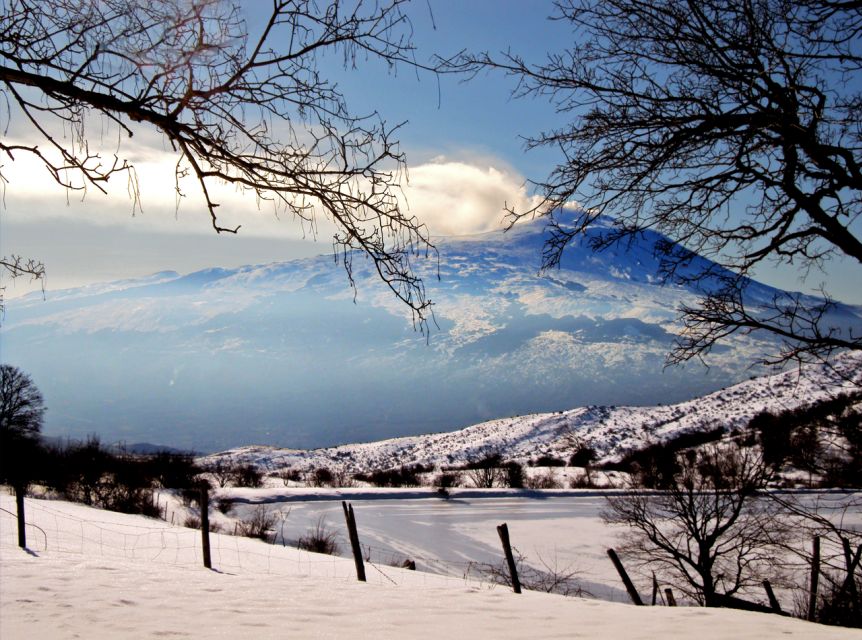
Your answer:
[607,548,643,606]
[14,483,26,549]
[665,588,677,607]
[200,486,212,569]
[808,535,820,622]
[342,501,366,582]
[651,572,659,606]
[763,580,782,614]
[496,523,522,594]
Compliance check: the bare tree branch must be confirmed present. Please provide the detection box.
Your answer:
[440,0,862,365]
[1,0,436,328]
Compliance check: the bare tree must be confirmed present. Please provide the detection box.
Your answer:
[0,0,435,326]
[0,364,44,441]
[464,452,503,488]
[604,444,785,605]
[0,364,45,487]
[445,0,862,366]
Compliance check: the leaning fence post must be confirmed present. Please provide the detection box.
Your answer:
[342,501,366,582]
[651,572,659,606]
[665,588,677,607]
[763,580,782,614]
[607,548,643,605]
[808,535,820,622]
[496,523,522,594]
[14,483,26,549]
[199,485,212,569]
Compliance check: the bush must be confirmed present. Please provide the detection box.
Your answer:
[531,455,566,468]
[502,461,525,488]
[355,465,425,487]
[434,471,461,489]
[147,451,200,490]
[237,505,277,542]
[525,468,561,489]
[569,446,597,467]
[569,467,601,489]
[276,467,302,486]
[307,467,334,487]
[473,548,587,597]
[296,517,339,555]
[231,463,264,488]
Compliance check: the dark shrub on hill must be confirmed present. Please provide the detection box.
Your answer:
[307,466,334,487]
[147,451,200,490]
[747,392,861,487]
[502,461,525,488]
[569,446,597,467]
[231,463,264,488]
[531,455,566,467]
[601,427,726,489]
[355,464,426,487]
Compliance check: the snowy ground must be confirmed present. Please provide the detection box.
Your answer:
[3,492,861,639]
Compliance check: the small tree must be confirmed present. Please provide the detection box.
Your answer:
[502,461,525,489]
[464,453,503,489]
[604,444,784,605]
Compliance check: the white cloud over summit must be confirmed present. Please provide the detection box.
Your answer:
[400,159,543,237]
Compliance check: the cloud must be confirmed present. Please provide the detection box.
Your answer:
[401,159,543,237]
[3,137,540,241]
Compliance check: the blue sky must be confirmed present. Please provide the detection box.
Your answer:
[2,0,860,304]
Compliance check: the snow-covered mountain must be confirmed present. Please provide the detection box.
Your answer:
[4,216,861,452]
[201,351,862,473]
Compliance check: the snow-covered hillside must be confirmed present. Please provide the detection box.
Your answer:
[2,493,857,639]
[204,351,862,475]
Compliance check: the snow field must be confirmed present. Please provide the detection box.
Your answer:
[3,492,861,639]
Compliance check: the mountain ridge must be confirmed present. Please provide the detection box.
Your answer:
[203,350,862,474]
[4,215,861,451]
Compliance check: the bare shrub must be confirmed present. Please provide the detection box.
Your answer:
[569,466,602,489]
[231,463,264,488]
[277,467,302,487]
[526,468,561,489]
[296,517,340,555]
[307,467,334,488]
[473,548,588,597]
[237,505,277,542]
[204,460,235,488]
[331,468,356,488]
[434,471,461,489]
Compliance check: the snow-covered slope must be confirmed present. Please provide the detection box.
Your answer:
[1,493,856,639]
[4,215,861,451]
[203,351,862,474]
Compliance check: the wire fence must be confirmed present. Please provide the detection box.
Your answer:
[0,496,504,592]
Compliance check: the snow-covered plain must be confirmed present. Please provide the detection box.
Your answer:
[3,492,860,639]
